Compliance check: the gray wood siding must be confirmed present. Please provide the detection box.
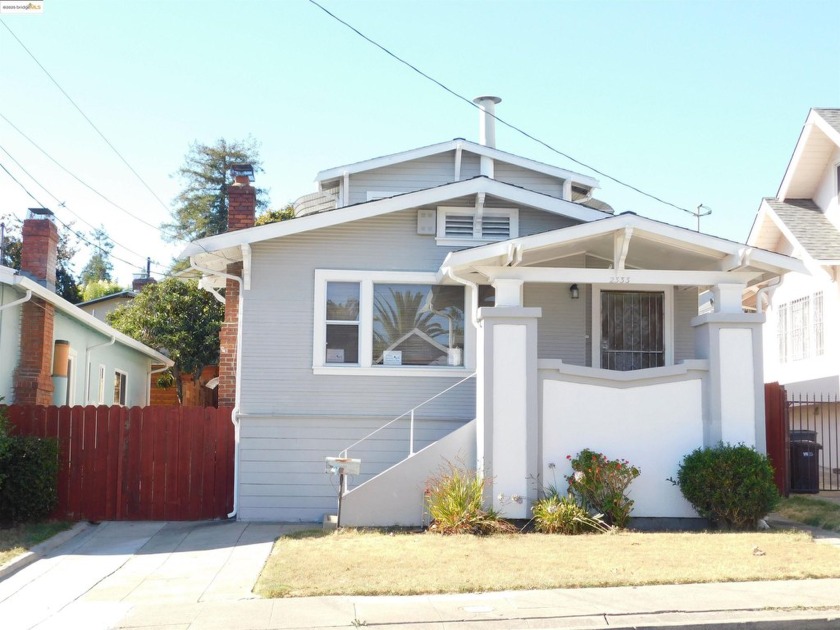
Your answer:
[674,288,698,363]
[519,208,580,236]
[238,416,464,522]
[242,210,476,419]
[526,253,588,365]
[494,162,564,198]
[348,153,457,205]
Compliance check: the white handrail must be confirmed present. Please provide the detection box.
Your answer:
[339,372,476,458]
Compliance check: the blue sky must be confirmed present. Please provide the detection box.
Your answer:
[1,0,838,285]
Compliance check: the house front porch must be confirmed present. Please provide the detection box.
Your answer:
[340,214,803,527]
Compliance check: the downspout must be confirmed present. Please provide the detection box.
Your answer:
[84,335,116,404]
[443,266,481,330]
[189,258,244,520]
[0,289,32,312]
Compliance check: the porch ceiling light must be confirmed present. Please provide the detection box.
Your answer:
[569,284,580,300]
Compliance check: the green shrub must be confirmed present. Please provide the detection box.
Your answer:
[565,449,640,528]
[0,402,11,493]
[0,432,59,524]
[674,443,779,530]
[425,460,515,535]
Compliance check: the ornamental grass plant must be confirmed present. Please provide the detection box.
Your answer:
[425,460,515,535]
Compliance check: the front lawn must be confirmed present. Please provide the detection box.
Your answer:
[776,495,840,532]
[0,521,73,566]
[255,528,840,597]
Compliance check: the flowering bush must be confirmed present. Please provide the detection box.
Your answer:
[565,449,640,528]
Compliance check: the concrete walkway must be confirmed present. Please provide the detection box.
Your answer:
[0,520,838,629]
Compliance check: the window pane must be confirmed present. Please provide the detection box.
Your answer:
[326,324,358,364]
[372,284,464,366]
[326,282,360,321]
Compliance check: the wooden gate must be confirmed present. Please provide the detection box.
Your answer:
[764,382,789,497]
[4,405,234,521]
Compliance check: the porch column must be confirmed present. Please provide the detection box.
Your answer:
[692,304,766,452]
[476,304,541,518]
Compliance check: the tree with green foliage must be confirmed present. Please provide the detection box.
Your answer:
[81,279,124,302]
[79,226,114,285]
[164,137,269,242]
[107,278,224,402]
[255,203,295,226]
[0,214,81,304]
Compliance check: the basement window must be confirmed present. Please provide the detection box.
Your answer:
[436,207,518,246]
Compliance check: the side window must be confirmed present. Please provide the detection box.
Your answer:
[113,370,127,406]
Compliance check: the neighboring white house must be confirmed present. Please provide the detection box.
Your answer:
[747,108,840,398]
[183,98,804,526]
[0,211,172,407]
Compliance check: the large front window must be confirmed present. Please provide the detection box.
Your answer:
[315,271,467,372]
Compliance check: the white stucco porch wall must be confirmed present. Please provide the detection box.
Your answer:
[540,375,702,518]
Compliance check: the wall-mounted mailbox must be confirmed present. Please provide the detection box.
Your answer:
[325,457,361,476]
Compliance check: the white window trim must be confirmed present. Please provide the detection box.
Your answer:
[435,206,519,246]
[97,364,106,405]
[313,269,475,376]
[114,369,128,406]
[777,291,824,363]
[591,285,674,369]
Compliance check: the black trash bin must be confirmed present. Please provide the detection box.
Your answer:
[791,429,817,443]
[790,437,822,493]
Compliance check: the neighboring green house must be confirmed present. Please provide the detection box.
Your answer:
[0,210,171,407]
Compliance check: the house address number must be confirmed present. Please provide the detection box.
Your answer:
[609,276,631,284]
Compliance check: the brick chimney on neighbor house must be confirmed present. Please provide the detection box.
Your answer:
[218,164,256,407]
[14,208,59,405]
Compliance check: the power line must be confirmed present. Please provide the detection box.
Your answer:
[0,159,168,276]
[0,112,175,235]
[0,142,150,262]
[0,18,173,215]
[307,0,696,218]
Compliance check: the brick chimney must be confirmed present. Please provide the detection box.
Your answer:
[132,257,156,292]
[14,209,58,405]
[218,164,256,407]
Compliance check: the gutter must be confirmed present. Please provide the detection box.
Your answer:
[754,275,785,315]
[189,258,244,520]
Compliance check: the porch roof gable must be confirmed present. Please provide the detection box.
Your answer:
[439,212,806,286]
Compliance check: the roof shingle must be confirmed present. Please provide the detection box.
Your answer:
[765,198,840,260]
[814,108,840,135]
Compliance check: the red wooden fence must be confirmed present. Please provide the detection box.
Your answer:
[764,382,789,497]
[4,405,234,521]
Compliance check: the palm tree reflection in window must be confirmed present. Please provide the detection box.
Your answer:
[373,284,464,366]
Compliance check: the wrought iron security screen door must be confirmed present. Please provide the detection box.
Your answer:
[600,291,665,371]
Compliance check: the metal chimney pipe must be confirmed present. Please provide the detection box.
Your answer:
[473,95,501,148]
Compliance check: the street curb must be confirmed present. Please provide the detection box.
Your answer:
[0,521,92,581]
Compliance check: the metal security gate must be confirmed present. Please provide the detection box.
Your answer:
[787,393,840,492]
[600,291,664,371]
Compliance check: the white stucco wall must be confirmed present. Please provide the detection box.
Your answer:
[540,372,703,518]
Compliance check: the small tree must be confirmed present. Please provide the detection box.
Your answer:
[79,226,114,285]
[255,203,295,226]
[81,279,125,302]
[107,278,223,402]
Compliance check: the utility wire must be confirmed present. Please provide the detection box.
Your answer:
[0,142,150,262]
[0,18,173,215]
[0,159,169,276]
[0,112,174,235]
[307,0,696,217]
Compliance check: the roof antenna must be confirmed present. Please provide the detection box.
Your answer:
[692,204,712,232]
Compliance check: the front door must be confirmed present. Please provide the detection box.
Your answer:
[600,290,665,371]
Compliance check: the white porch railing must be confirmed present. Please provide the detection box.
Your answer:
[338,372,476,460]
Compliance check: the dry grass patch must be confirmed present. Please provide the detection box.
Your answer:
[0,521,72,566]
[255,528,840,597]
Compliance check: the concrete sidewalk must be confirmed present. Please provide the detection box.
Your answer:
[0,520,839,629]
